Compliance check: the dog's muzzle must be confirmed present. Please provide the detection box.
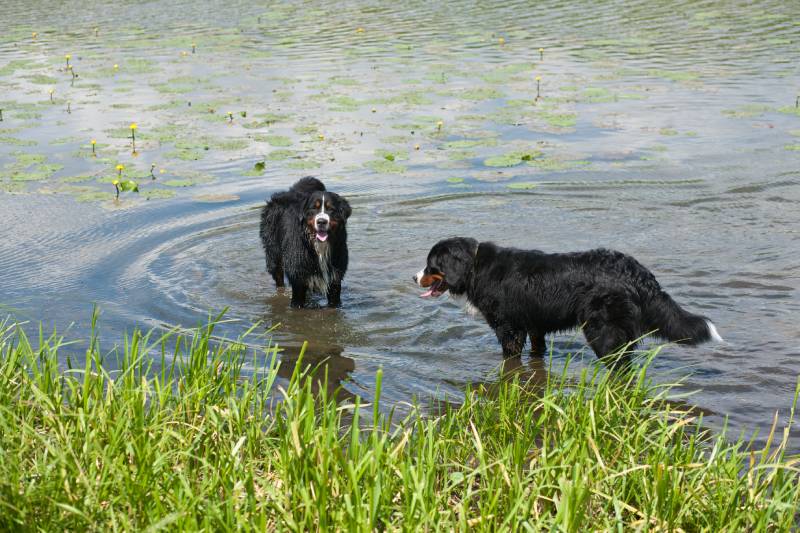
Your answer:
[314,213,330,242]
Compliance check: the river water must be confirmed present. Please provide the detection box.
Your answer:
[1,0,799,447]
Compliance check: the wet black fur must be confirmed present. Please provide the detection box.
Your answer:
[422,237,718,362]
[259,177,351,308]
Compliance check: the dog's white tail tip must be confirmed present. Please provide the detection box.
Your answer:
[706,320,724,343]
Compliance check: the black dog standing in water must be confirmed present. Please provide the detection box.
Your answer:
[414,237,723,363]
[260,177,351,308]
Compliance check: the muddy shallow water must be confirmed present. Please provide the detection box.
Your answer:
[1,0,799,448]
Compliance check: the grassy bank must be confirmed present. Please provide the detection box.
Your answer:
[0,316,798,531]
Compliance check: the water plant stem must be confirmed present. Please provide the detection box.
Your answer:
[130,123,137,152]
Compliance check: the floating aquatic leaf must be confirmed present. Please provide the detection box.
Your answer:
[484,150,541,168]
[162,179,195,187]
[144,189,176,199]
[25,74,58,85]
[286,159,321,170]
[118,180,139,192]
[255,134,292,147]
[0,136,36,146]
[507,182,538,190]
[538,111,578,129]
[365,159,407,174]
[266,149,296,161]
[647,69,701,82]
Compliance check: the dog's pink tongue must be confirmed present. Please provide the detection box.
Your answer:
[420,288,434,298]
[316,232,328,242]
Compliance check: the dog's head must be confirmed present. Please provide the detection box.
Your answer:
[413,237,478,297]
[302,190,351,242]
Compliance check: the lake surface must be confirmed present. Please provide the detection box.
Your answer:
[1,0,799,448]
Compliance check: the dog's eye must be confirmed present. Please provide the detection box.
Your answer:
[325,202,331,210]
[314,200,321,209]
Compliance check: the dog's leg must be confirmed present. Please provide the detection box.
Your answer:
[495,324,526,358]
[326,278,342,308]
[271,259,285,288]
[529,332,547,357]
[289,279,307,308]
[265,247,285,288]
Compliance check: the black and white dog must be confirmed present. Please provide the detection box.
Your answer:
[260,177,351,308]
[414,237,722,361]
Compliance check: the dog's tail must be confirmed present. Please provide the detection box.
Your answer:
[291,176,325,194]
[643,291,723,344]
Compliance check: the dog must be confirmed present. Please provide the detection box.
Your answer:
[414,237,722,361]
[260,177,351,308]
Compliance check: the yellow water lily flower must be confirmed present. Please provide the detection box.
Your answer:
[91,139,96,145]
[116,164,124,171]
[130,123,137,130]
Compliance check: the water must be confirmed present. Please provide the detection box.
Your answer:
[1,0,799,448]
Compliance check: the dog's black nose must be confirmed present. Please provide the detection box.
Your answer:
[317,218,328,226]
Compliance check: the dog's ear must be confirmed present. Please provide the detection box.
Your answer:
[296,192,311,223]
[340,197,352,220]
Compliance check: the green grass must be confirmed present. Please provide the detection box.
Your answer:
[0,313,798,530]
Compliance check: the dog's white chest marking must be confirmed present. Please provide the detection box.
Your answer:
[450,293,481,318]
[308,240,332,293]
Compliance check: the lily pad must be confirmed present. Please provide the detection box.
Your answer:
[266,149,296,161]
[507,182,538,190]
[286,159,321,170]
[539,112,578,129]
[484,150,541,168]
[364,159,407,174]
[255,135,292,147]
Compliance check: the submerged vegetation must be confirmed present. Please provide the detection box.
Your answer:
[0,316,798,530]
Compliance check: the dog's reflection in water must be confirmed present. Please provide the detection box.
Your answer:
[261,292,360,402]
[275,341,355,402]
